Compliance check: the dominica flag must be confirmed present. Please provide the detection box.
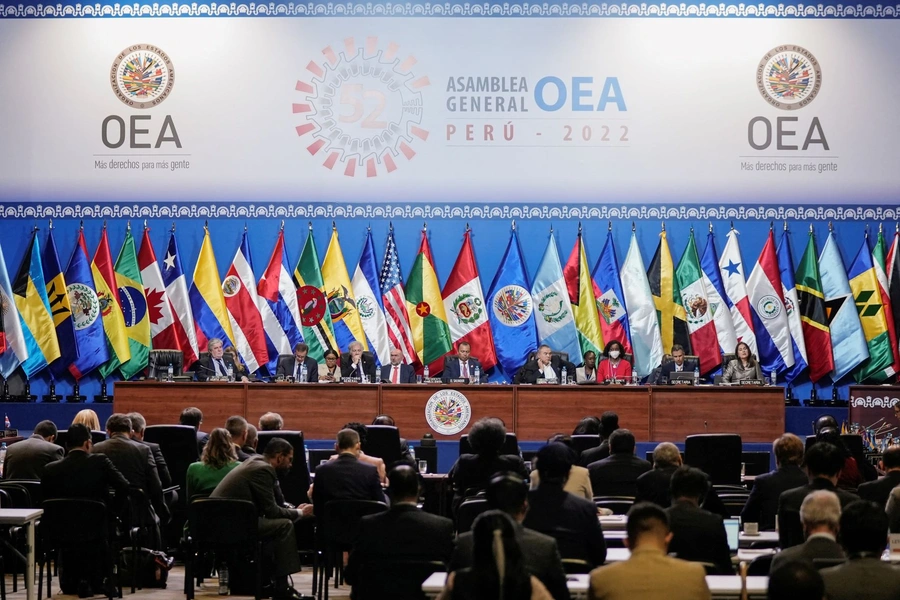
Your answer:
[407,226,453,375]
[293,226,337,362]
[848,236,895,383]
[114,227,150,380]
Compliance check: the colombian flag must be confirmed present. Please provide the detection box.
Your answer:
[189,227,236,352]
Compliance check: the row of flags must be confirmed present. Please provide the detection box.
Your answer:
[0,222,898,387]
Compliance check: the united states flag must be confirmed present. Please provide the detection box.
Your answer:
[379,228,419,368]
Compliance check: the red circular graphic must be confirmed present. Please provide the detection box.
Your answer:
[415,301,431,317]
[298,285,328,326]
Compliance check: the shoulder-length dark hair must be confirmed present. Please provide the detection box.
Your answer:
[734,341,757,367]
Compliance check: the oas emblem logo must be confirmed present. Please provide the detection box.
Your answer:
[757,294,783,320]
[110,44,175,109]
[492,285,532,327]
[756,45,821,110]
[67,283,100,330]
[425,389,472,436]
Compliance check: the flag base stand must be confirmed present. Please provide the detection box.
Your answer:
[66,395,86,403]
[10,395,37,403]
[93,395,114,404]
[42,394,61,403]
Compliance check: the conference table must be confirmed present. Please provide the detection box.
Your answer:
[114,381,785,442]
[0,508,42,600]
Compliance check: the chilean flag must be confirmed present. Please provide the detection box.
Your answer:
[223,232,268,373]
[747,231,795,376]
[257,230,303,374]
[160,231,201,366]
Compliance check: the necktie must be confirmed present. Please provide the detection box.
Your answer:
[391,366,399,384]
[295,362,301,380]
[216,358,226,376]
[462,361,469,378]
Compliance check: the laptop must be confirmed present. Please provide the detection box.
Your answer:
[724,518,741,552]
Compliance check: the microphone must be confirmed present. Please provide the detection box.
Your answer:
[704,420,708,433]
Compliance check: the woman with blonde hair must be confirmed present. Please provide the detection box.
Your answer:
[71,409,100,431]
[185,428,239,499]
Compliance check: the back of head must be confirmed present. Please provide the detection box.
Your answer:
[469,510,531,600]
[883,445,900,470]
[486,472,528,516]
[814,415,839,435]
[608,428,635,455]
[804,442,845,478]
[258,412,284,431]
[225,415,248,441]
[336,428,360,451]
[815,428,850,458]
[387,464,419,501]
[773,433,804,467]
[126,412,146,434]
[670,466,709,502]
[652,442,681,468]
[840,500,889,556]
[66,423,92,450]
[573,416,601,436]
[600,411,619,437]
[535,442,574,483]
[245,424,258,448]
[468,417,506,456]
[105,413,132,435]
[180,407,203,429]
[343,422,368,445]
[262,437,293,459]
[33,419,58,439]
[201,427,237,469]
[72,409,100,431]
[372,415,396,426]
[768,561,825,600]
[799,490,841,530]
[626,502,670,548]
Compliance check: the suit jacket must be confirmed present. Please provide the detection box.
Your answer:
[665,500,733,575]
[340,355,377,382]
[887,486,900,533]
[529,465,593,501]
[740,464,809,530]
[442,357,483,381]
[722,359,763,383]
[769,534,845,572]
[516,356,576,385]
[575,366,598,383]
[345,504,454,592]
[778,478,859,518]
[311,453,384,518]
[3,434,64,480]
[93,434,169,521]
[821,558,900,600]
[139,439,172,488]
[579,441,610,467]
[523,483,607,567]
[380,363,417,384]
[587,453,652,498]
[451,522,570,600]
[42,449,131,506]
[588,547,711,600]
[195,354,238,381]
[858,471,900,510]
[211,454,297,521]
[448,453,529,512]
[658,359,699,382]
[275,355,319,382]
[635,466,728,517]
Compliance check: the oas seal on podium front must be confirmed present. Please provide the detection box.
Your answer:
[425,389,472,436]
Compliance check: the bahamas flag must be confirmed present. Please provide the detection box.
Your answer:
[848,237,895,383]
[13,230,61,377]
[189,228,236,352]
[115,228,151,380]
[322,226,368,353]
[0,240,31,378]
[293,227,337,362]
[563,228,604,358]
[42,228,78,376]
[95,227,131,378]
[406,228,453,374]
[65,230,109,380]
[819,231,868,382]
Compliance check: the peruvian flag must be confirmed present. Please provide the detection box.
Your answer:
[719,229,758,356]
[441,230,497,371]
[138,227,191,361]
[675,232,721,374]
[223,232,268,373]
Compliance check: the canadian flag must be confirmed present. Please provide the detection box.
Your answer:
[441,230,497,371]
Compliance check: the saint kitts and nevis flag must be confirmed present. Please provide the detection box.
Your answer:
[293,227,337,363]
[795,230,834,383]
[674,232,720,374]
[564,228,605,358]
[848,235,896,383]
[407,228,453,375]
[887,229,900,367]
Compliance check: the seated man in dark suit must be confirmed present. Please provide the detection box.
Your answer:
[578,411,618,467]
[587,428,651,497]
[741,433,808,531]
[442,341,484,382]
[379,347,416,384]
[3,418,64,480]
[450,472,570,600]
[515,344,576,385]
[126,412,173,488]
[523,442,607,568]
[275,342,319,382]
[768,561,825,600]
[340,340,377,382]
[820,500,900,600]
[311,428,385,519]
[656,344,697,383]
[211,438,312,600]
[195,337,249,382]
[226,415,253,462]
[770,490,845,572]
[665,466,732,575]
[635,442,728,517]
[858,444,900,510]
[259,412,284,431]
[346,464,454,598]
[180,406,209,452]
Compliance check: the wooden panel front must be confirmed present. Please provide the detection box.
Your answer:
[516,385,651,441]
[114,381,246,427]
[380,384,516,440]
[650,386,785,443]
[245,383,380,439]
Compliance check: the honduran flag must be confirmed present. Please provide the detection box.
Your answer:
[747,230,795,376]
[257,230,303,374]
[223,231,268,373]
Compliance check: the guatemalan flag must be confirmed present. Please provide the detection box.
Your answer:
[223,231,268,373]
[776,228,809,384]
[719,229,758,356]
[531,232,582,366]
[161,230,201,366]
[351,229,390,367]
[747,230,795,376]
[591,229,632,354]
[257,230,303,374]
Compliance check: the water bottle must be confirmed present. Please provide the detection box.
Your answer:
[299,363,308,383]
[561,367,568,385]
[631,372,638,386]
[304,444,310,470]
[0,442,7,477]
[472,365,480,384]
[226,365,234,383]
[167,363,174,382]
[770,370,777,386]
[409,444,416,462]
[218,564,229,595]
[423,365,430,380]
[693,367,699,386]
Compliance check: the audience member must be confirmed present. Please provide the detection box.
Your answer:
[579,411,619,466]
[259,412,285,432]
[767,561,826,600]
[71,408,100,431]
[858,444,900,509]
[225,415,252,461]
[529,434,593,500]
[572,416,601,436]
[524,443,607,567]
[741,433,808,530]
[813,415,839,435]
[332,422,387,482]
[126,412,173,488]
[448,417,529,513]
[441,511,553,600]
[450,472,569,600]
[244,424,259,456]
[886,479,900,533]
[816,428,864,490]
[588,503,710,600]
[180,406,209,451]
[2,419,63,480]
[634,442,727,517]
[587,429,651,497]
[211,438,312,600]
[820,500,900,600]
[372,414,414,463]
[346,465,454,598]
[665,466,732,575]
[312,428,385,519]
[769,490,845,572]
[185,428,240,500]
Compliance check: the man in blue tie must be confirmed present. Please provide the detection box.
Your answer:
[195,338,248,381]
[276,343,319,382]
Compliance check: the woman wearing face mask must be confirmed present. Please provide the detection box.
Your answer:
[597,340,632,383]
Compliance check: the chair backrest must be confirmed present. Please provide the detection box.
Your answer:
[144,424,200,507]
[525,349,569,364]
[459,433,519,457]
[188,497,258,547]
[341,350,375,366]
[41,498,110,546]
[593,496,635,515]
[718,492,751,518]
[54,429,107,448]
[722,353,736,366]
[0,482,32,508]
[684,434,743,485]
[4,479,42,507]
[741,451,771,476]
[255,430,311,505]
[362,425,403,467]
[570,435,601,454]
[746,553,774,576]
[148,349,184,378]
[560,558,592,575]
[354,559,446,600]
[322,499,388,548]
[455,497,490,534]
[778,509,804,549]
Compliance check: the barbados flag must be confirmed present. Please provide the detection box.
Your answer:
[42,228,78,377]
[13,230,61,377]
[115,228,151,380]
[189,228,236,351]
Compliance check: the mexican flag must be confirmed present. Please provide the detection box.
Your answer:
[675,232,720,374]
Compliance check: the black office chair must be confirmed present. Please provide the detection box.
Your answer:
[319,500,387,600]
[778,509,804,549]
[54,430,106,448]
[455,498,489,534]
[593,496,635,515]
[570,435,601,454]
[746,553,774,576]
[353,559,446,600]
[459,433,520,457]
[362,425,403,467]
[256,431,311,506]
[685,434,743,485]
[147,349,184,379]
[144,424,200,548]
